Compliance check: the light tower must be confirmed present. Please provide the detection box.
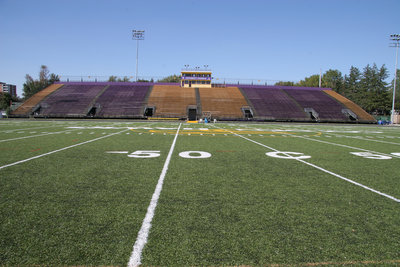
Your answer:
[132,30,145,82]
[390,34,400,124]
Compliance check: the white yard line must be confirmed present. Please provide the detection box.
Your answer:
[0,128,81,143]
[343,135,400,146]
[239,124,400,158]
[293,135,400,159]
[213,125,400,203]
[0,122,160,143]
[128,123,182,267]
[0,129,129,170]
[0,125,63,133]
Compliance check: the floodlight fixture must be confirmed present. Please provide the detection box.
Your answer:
[390,34,400,124]
[132,30,145,40]
[132,30,145,81]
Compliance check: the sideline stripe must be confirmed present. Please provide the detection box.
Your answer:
[0,129,128,170]
[128,123,182,267]
[213,125,400,203]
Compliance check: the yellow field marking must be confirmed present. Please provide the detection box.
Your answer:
[147,129,295,135]
[129,127,324,137]
[310,131,323,137]
[147,117,180,120]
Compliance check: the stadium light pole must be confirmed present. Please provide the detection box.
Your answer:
[390,34,400,124]
[132,30,145,82]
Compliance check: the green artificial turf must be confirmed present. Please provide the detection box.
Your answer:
[0,120,399,266]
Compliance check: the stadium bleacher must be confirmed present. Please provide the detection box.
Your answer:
[283,88,348,121]
[199,87,248,119]
[94,84,151,118]
[239,86,308,120]
[11,81,375,123]
[323,90,375,122]
[12,84,64,116]
[38,83,106,117]
[147,85,196,118]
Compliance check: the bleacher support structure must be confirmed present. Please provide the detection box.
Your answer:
[11,82,376,123]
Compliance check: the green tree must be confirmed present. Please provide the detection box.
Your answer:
[23,65,59,99]
[158,74,181,83]
[275,81,295,86]
[117,76,130,82]
[322,69,343,93]
[297,74,320,87]
[108,75,118,82]
[343,66,362,103]
[360,64,391,114]
[0,92,12,110]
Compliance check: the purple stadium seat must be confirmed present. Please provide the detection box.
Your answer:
[95,84,150,117]
[39,84,106,116]
[240,87,307,120]
[284,89,347,120]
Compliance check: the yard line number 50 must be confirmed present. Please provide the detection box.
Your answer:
[128,150,211,159]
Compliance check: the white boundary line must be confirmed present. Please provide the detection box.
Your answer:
[213,125,400,203]
[128,123,182,267]
[0,129,129,170]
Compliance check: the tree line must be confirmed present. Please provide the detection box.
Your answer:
[19,64,400,115]
[22,65,60,100]
[0,93,19,113]
[276,64,400,115]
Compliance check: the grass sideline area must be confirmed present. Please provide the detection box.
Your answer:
[0,119,399,266]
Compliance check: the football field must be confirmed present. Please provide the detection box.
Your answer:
[0,119,399,266]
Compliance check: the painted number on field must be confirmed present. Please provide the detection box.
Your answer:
[266,151,311,159]
[179,151,212,159]
[107,150,212,159]
[350,152,392,160]
[128,150,161,158]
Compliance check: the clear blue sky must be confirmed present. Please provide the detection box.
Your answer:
[0,0,399,97]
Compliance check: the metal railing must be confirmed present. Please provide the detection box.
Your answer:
[58,75,297,86]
